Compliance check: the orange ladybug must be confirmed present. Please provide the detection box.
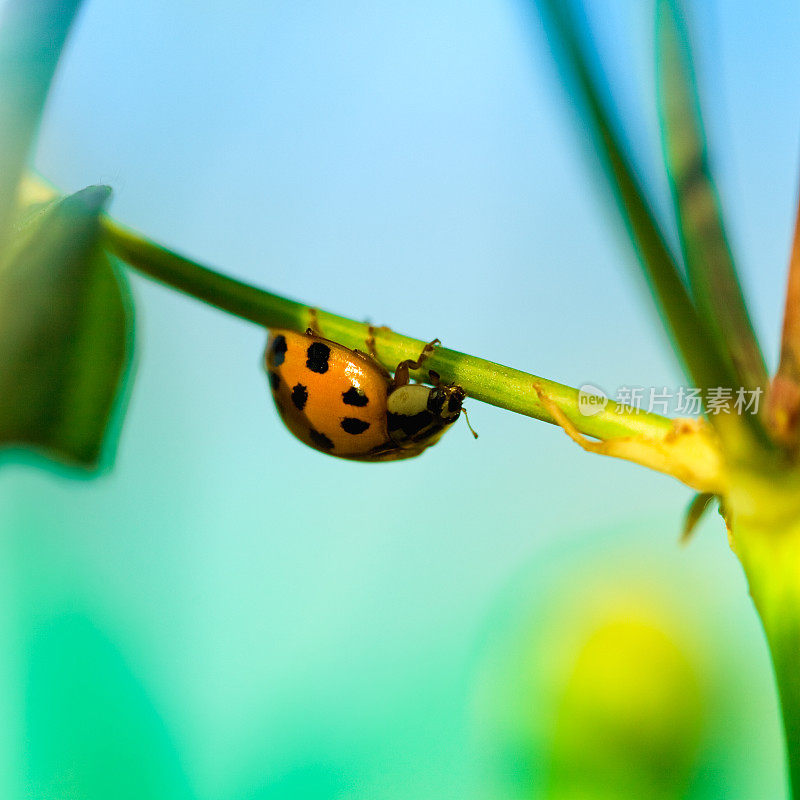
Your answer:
[264,329,467,461]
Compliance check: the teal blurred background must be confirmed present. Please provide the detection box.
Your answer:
[2,0,798,797]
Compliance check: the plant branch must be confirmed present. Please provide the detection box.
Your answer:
[100,215,727,491]
[19,174,723,489]
[101,217,670,441]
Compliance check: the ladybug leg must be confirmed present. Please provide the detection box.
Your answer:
[391,339,440,389]
[350,325,393,379]
[364,324,394,359]
[365,325,379,359]
[306,307,322,337]
[348,326,390,379]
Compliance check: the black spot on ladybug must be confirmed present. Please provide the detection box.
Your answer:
[306,342,330,373]
[271,335,287,366]
[309,427,334,450]
[269,371,281,392]
[342,386,369,407]
[341,417,370,435]
[291,383,308,411]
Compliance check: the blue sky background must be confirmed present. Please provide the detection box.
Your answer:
[1,1,798,797]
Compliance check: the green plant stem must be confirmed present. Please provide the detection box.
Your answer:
[733,479,800,800]
[100,216,673,443]
[770,620,800,800]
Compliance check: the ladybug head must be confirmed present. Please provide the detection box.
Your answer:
[426,383,465,425]
[386,377,472,450]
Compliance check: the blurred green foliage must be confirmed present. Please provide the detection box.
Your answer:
[0,186,132,469]
[544,613,702,799]
[655,0,766,397]
[0,0,794,798]
[25,613,192,800]
[0,0,133,472]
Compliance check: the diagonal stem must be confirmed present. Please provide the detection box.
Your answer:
[19,174,724,490]
[101,216,672,443]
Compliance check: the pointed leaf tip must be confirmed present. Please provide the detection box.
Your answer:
[656,0,767,399]
[67,184,112,212]
[681,492,715,544]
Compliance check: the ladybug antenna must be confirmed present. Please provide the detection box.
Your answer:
[461,406,479,439]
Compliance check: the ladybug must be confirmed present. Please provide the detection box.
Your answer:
[264,328,469,460]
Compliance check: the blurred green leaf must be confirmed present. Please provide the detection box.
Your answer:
[25,613,193,800]
[656,0,767,395]
[0,185,134,471]
[0,0,85,251]
[545,616,704,800]
[532,0,737,399]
